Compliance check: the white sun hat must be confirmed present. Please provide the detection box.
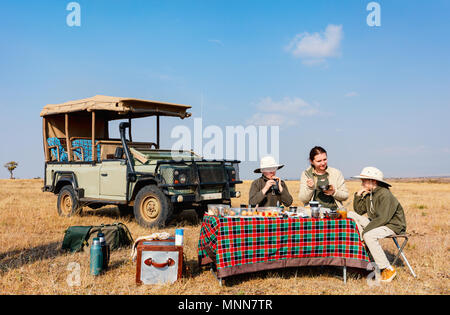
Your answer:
[353,166,391,187]
[254,156,284,173]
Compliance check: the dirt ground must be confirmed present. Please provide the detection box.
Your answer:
[0,179,448,295]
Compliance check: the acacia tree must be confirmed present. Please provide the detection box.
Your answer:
[4,161,18,179]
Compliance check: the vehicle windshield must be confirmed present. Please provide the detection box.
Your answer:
[129,146,200,164]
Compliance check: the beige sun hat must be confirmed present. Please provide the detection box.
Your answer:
[254,156,284,173]
[353,166,391,187]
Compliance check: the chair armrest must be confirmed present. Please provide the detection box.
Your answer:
[48,145,60,161]
[70,145,85,161]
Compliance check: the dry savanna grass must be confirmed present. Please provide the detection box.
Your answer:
[0,178,449,295]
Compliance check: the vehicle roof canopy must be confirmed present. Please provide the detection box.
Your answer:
[41,95,192,140]
[40,95,192,119]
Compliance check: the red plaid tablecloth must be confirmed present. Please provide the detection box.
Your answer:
[198,215,370,278]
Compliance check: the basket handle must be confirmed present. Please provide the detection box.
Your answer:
[144,257,175,268]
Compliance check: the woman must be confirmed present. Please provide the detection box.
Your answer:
[348,166,406,283]
[249,156,293,207]
[298,146,348,210]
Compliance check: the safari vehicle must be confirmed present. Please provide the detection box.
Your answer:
[41,95,242,228]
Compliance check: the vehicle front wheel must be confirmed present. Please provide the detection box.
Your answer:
[133,185,173,228]
[57,185,82,217]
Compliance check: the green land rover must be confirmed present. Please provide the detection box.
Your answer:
[41,95,242,228]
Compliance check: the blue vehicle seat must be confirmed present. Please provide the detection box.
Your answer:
[72,139,101,161]
[47,137,68,162]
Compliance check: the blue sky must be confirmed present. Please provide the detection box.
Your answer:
[1,0,449,180]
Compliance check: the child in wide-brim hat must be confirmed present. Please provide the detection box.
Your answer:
[348,166,407,283]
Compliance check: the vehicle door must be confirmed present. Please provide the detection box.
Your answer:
[74,163,102,198]
[99,160,127,199]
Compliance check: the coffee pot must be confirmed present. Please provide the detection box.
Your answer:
[309,201,320,218]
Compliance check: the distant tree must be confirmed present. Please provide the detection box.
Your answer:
[4,161,18,179]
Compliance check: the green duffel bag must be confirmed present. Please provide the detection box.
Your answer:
[61,225,92,253]
[85,223,134,251]
[62,222,134,253]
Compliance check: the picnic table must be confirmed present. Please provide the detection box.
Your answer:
[198,215,371,284]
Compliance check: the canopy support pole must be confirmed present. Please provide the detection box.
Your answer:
[43,117,49,162]
[156,115,160,149]
[92,111,96,162]
[65,114,72,161]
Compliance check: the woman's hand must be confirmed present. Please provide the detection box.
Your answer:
[306,178,314,189]
[323,185,335,196]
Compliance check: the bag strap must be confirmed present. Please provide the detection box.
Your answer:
[111,222,134,244]
[84,226,95,247]
[118,222,134,243]
[91,222,134,245]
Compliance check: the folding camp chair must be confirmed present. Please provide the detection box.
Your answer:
[385,234,417,278]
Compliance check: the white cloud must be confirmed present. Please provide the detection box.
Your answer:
[286,24,343,66]
[246,113,290,126]
[246,97,319,126]
[208,39,224,46]
[345,91,358,97]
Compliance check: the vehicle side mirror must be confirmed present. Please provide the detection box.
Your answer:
[114,147,124,159]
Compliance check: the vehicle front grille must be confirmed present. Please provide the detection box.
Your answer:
[198,164,226,184]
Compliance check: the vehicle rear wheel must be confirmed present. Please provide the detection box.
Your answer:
[134,185,173,228]
[57,185,82,217]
